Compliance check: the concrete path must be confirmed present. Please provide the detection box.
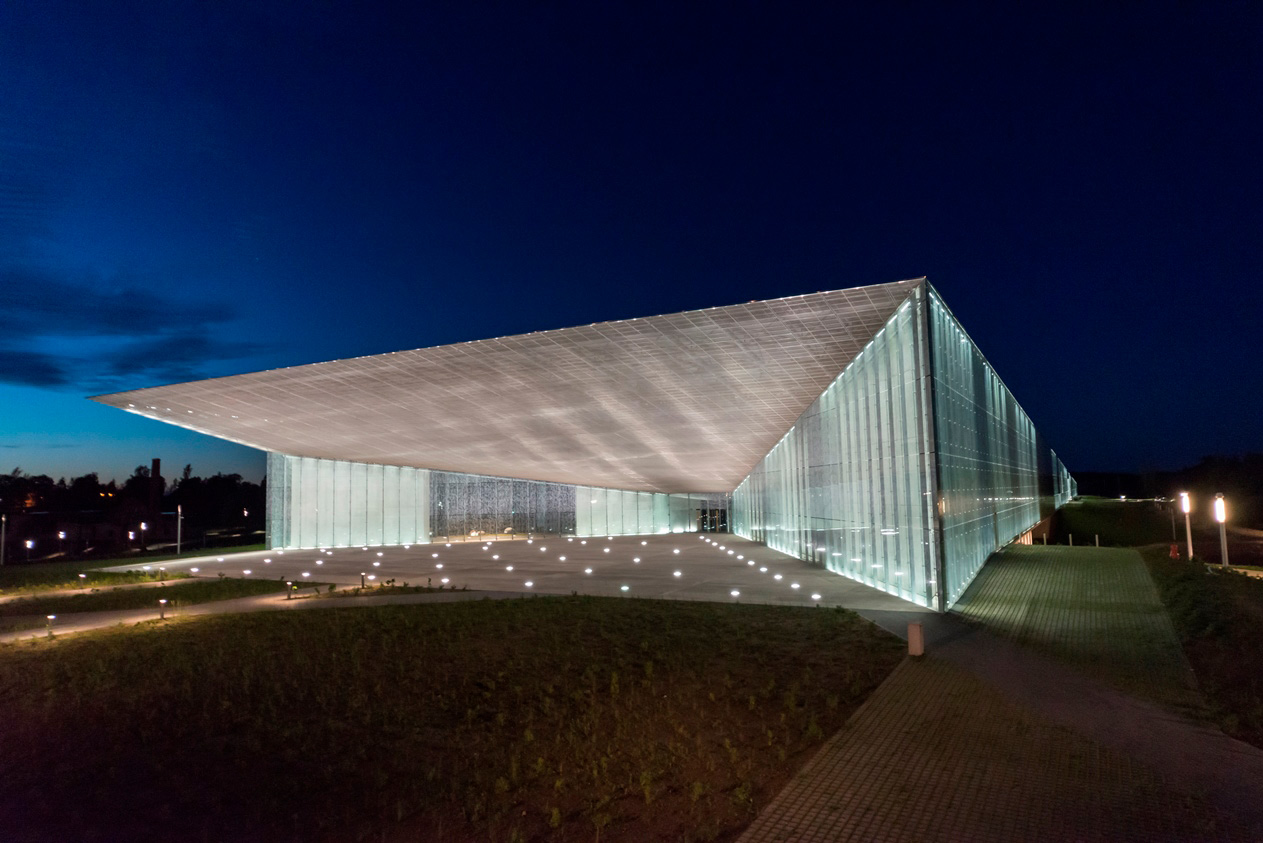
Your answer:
[0,588,528,644]
[740,545,1263,842]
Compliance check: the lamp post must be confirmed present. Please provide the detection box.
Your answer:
[139,521,148,552]
[1,513,6,566]
[1179,492,1194,561]
[176,505,183,556]
[1214,494,1229,568]
[25,539,34,562]
[158,598,168,620]
[58,531,66,554]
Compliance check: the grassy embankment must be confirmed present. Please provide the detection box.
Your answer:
[1061,498,1263,749]
[0,596,904,843]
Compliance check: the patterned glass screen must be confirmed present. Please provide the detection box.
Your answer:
[732,288,939,608]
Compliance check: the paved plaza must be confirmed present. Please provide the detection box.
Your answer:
[105,533,921,611]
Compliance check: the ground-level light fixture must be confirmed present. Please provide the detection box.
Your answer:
[1215,493,1229,567]
[1179,492,1194,560]
[158,598,168,619]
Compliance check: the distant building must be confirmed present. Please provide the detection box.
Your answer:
[94,278,1074,610]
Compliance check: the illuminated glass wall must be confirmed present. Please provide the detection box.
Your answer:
[268,455,728,548]
[575,488,729,536]
[267,453,431,549]
[927,290,1042,606]
[732,290,940,608]
[733,284,1075,611]
[430,471,576,538]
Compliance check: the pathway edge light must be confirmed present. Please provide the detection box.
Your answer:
[1179,492,1194,560]
[1214,493,1229,567]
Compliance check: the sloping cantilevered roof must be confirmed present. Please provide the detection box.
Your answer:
[92,278,923,493]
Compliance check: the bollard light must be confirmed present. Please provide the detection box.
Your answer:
[158,598,168,619]
[1179,492,1194,560]
[1215,493,1229,567]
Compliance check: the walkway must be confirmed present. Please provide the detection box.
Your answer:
[739,545,1263,842]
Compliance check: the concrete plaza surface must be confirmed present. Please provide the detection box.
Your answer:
[106,533,921,610]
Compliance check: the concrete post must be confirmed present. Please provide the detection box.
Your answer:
[908,622,924,657]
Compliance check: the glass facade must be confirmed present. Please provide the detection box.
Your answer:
[731,290,940,608]
[267,454,730,548]
[267,452,430,549]
[732,284,1075,611]
[576,488,729,536]
[927,290,1040,608]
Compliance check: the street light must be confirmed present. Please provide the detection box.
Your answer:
[25,539,33,562]
[139,521,148,552]
[1179,492,1194,560]
[1214,493,1229,567]
[58,531,66,554]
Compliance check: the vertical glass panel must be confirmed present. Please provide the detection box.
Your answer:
[298,457,318,548]
[349,461,367,546]
[398,467,416,543]
[316,459,334,548]
[365,464,383,545]
[381,464,400,545]
[332,460,351,546]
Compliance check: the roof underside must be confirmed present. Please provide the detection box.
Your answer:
[92,279,922,493]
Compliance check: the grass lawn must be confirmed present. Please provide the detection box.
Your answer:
[0,577,293,625]
[1142,544,1263,750]
[1055,498,1174,547]
[0,544,264,596]
[0,596,904,843]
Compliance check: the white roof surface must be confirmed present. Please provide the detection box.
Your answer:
[92,278,922,493]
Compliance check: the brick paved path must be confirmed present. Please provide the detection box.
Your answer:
[738,657,1250,842]
[739,545,1263,842]
[953,545,1201,711]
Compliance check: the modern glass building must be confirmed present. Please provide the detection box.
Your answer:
[94,278,1073,610]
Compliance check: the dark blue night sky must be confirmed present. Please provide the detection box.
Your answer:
[2,1,1260,483]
